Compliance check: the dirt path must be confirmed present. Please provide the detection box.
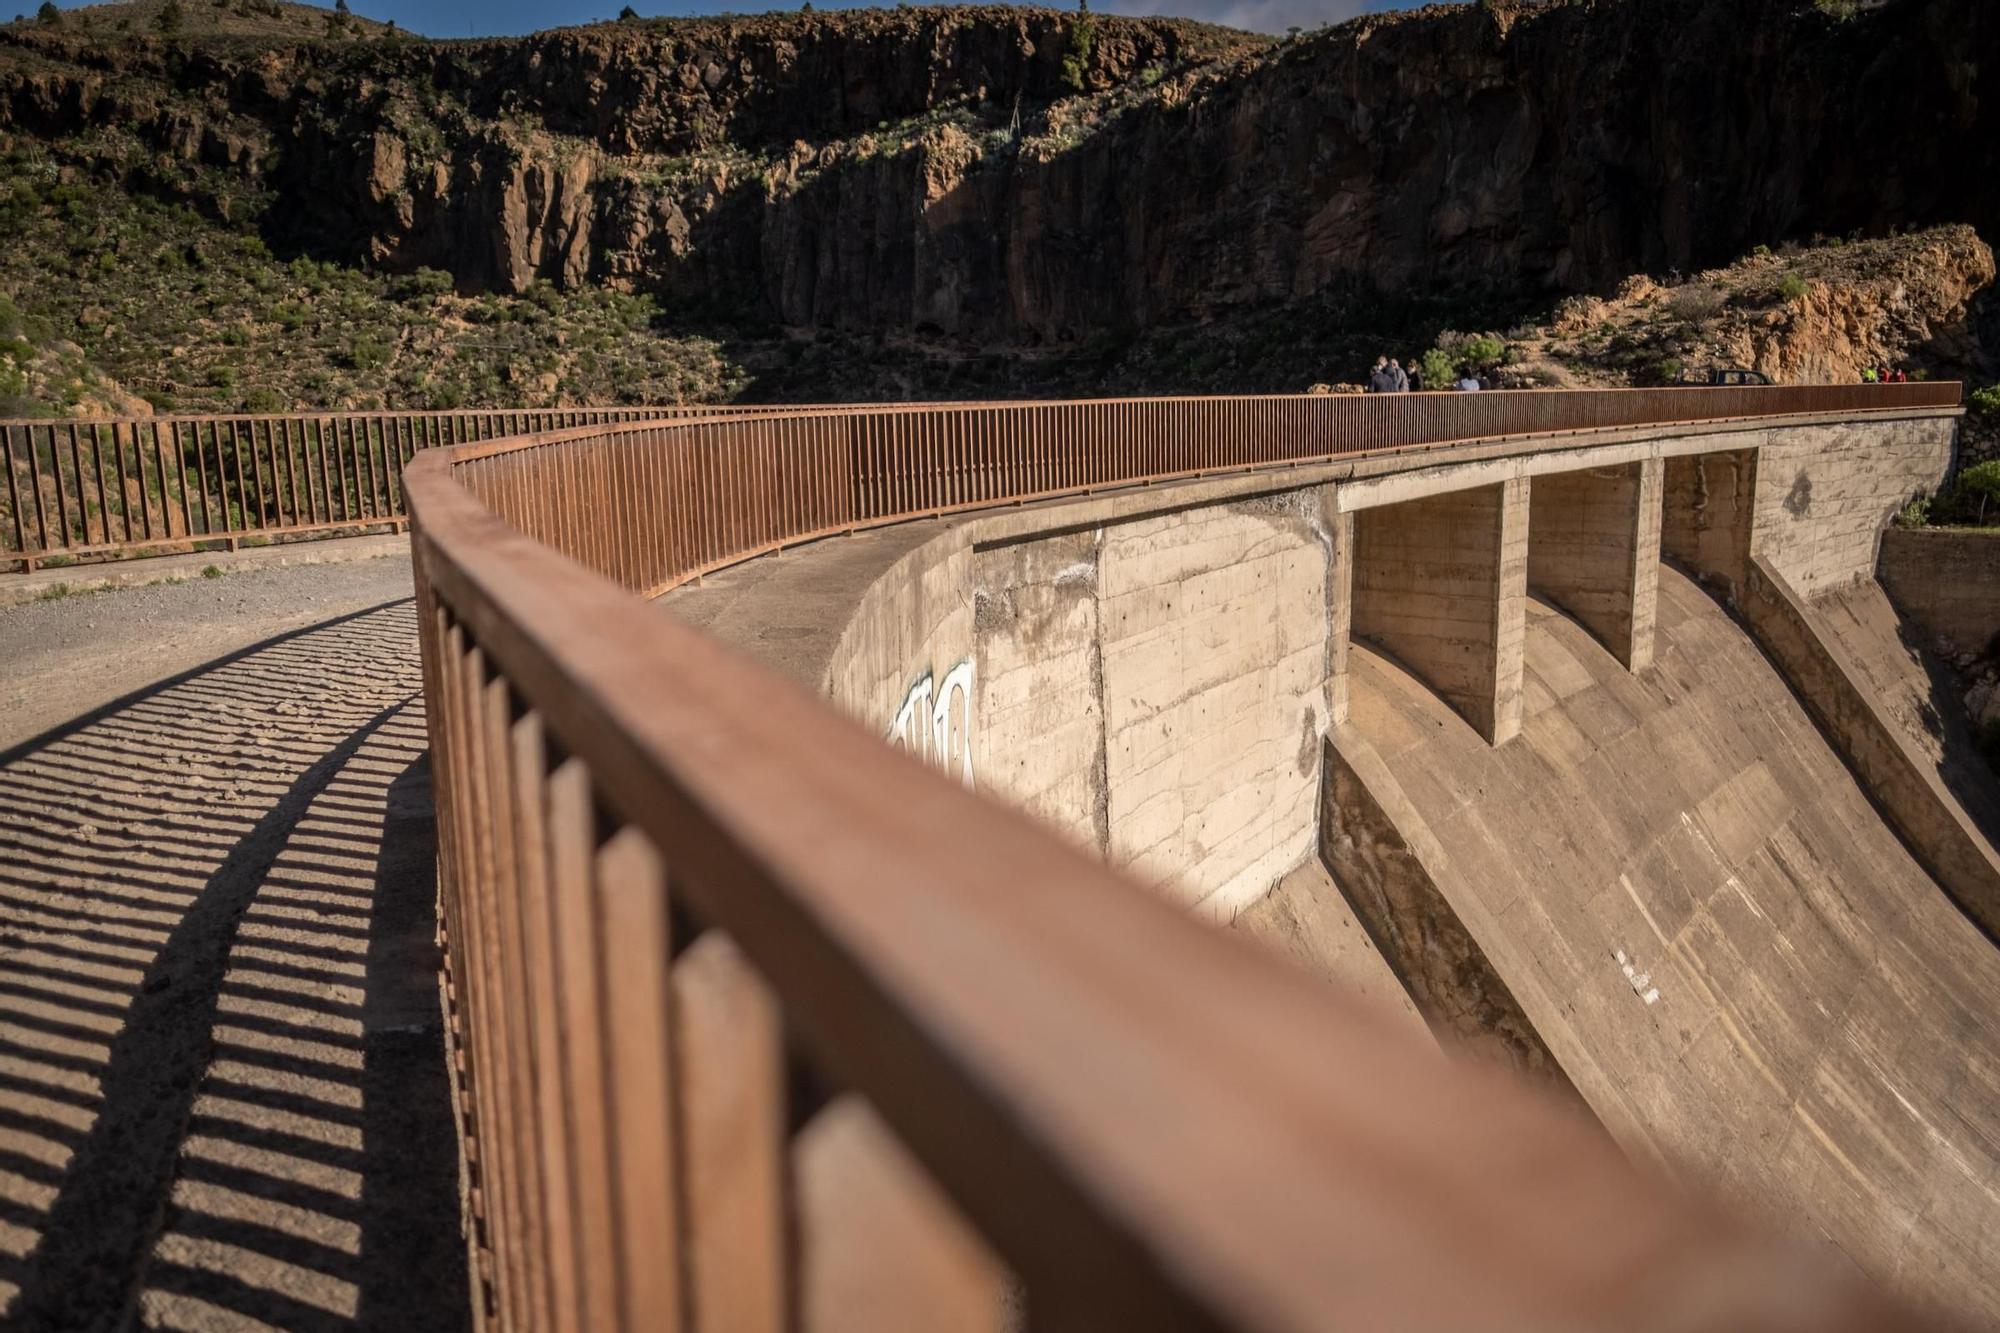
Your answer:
[0,555,417,751]
[0,556,469,1330]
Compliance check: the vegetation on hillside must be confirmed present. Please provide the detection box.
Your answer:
[0,145,748,414]
[0,1,1990,419]
[1494,226,1995,391]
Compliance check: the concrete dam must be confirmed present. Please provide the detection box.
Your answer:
[665,401,2000,1320]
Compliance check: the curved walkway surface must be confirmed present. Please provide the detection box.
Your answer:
[0,558,466,1331]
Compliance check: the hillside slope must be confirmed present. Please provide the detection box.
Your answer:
[1494,224,1997,387]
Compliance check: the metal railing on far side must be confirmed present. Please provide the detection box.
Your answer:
[0,406,748,570]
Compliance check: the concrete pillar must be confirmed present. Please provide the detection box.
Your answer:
[1325,506,1355,726]
[1352,478,1528,746]
[1661,448,1757,604]
[1526,459,1663,672]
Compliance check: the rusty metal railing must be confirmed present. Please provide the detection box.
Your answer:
[0,405,761,570]
[447,382,1961,598]
[406,384,1956,1331]
[2,384,1959,574]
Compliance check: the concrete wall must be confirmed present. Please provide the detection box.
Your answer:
[971,530,1104,848]
[828,536,978,782]
[974,498,1333,920]
[1527,461,1662,670]
[1753,417,1955,597]
[1318,733,1578,1094]
[1812,576,2000,862]
[1661,447,1757,599]
[1661,417,1953,602]
[1879,526,2000,660]
[1739,556,2000,940]
[1351,480,1528,745]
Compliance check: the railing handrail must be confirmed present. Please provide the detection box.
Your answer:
[405,388,1955,1330]
[441,383,1963,600]
[0,384,1962,569]
[436,386,1963,464]
[0,403,743,430]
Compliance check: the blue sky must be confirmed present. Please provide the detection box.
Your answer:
[255,0,1413,39]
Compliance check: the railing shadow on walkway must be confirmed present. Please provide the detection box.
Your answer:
[0,600,466,1332]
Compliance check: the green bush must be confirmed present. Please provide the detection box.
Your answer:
[425,379,468,409]
[1954,460,2000,526]
[1418,347,1454,389]
[1776,273,1809,303]
[1967,383,2000,419]
[1894,497,1930,529]
[397,267,455,301]
[527,280,564,315]
[1459,335,1507,368]
[343,335,390,370]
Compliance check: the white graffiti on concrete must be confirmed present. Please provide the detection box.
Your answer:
[888,660,975,787]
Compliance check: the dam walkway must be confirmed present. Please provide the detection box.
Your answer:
[0,384,1979,1332]
[0,557,466,1330]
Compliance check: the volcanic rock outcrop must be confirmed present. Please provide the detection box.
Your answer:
[2,0,1997,343]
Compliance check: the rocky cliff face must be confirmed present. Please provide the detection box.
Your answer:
[1488,224,1997,388]
[2,0,1995,346]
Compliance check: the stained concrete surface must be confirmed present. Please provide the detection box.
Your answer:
[1341,568,2000,1319]
[1814,576,2000,853]
[1352,480,1528,745]
[1878,526,2000,663]
[974,501,1333,920]
[0,562,466,1330]
[1232,861,1430,1043]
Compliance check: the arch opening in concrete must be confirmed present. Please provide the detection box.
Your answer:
[1525,460,1663,673]
[1348,480,1528,747]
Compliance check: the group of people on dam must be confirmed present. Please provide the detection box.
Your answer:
[1368,355,1490,394]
